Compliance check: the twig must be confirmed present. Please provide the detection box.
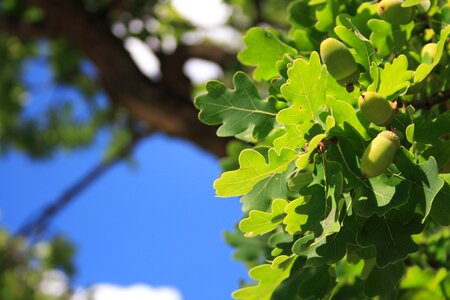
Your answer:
[404,89,450,109]
[16,131,147,238]
[253,0,264,25]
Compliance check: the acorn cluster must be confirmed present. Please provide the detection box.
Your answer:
[319,36,402,178]
[316,1,445,178]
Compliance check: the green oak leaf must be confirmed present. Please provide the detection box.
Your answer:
[393,148,444,221]
[290,28,319,53]
[377,55,414,98]
[195,71,277,140]
[414,26,450,83]
[238,28,297,81]
[353,176,411,217]
[288,171,314,192]
[232,255,296,300]
[364,177,396,209]
[368,62,380,91]
[318,159,343,238]
[241,171,289,212]
[268,231,294,249]
[295,133,326,170]
[283,181,331,237]
[316,215,365,264]
[288,1,323,52]
[224,227,269,266]
[414,110,450,168]
[334,25,379,72]
[336,2,378,38]
[364,262,405,299]
[296,265,337,299]
[430,179,450,226]
[271,257,307,300]
[406,123,414,144]
[239,199,288,237]
[294,160,345,261]
[326,96,369,140]
[368,19,414,58]
[272,259,336,300]
[283,196,308,235]
[357,214,424,268]
[314,0,340,32]
[326,72,360,107]
[273,123,309,154]
[288,0,316,29]
[277,52,327,125]
[214,148,297,197]
[326,133,367,193]
[369,19,415,57]
[325,115,336,135]
[275,54,293,79]
[400,265,448,292]
[220,141,250,172]
[292,233,315,256]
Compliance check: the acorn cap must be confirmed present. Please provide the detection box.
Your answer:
[378,131,400,150]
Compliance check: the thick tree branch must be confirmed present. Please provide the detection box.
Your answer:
[0,15,55,39]
[3,0,232,156]
[180,43,235,68]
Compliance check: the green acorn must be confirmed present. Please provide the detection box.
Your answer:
[358,91,395,126]
[320,38,359,85]
[361,131,400,178]
[377,0,415,25]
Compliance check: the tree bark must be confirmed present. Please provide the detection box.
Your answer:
[2,0,233,156]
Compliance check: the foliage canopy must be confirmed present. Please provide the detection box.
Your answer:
[197,0,450,298]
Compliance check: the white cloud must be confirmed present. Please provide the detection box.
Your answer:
[124,37,161,79]
[71,283,182,300]
[171,0,231,28]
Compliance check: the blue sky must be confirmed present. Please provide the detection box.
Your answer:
[0,50,248,300]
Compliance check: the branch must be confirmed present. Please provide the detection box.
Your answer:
[253,0,264,25]
[157,43,236,102]
[8,0,231,157]
[0,14,56,39]
[410,89,450,109]
[182,44,235,67]
[16,131,146,238]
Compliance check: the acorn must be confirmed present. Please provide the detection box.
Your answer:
[320,38,359,85]
[361,131,400,178]
[358,91,395,126]
[377,0,415,25]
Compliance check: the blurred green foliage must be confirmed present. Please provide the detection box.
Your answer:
[0,228,75,300]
